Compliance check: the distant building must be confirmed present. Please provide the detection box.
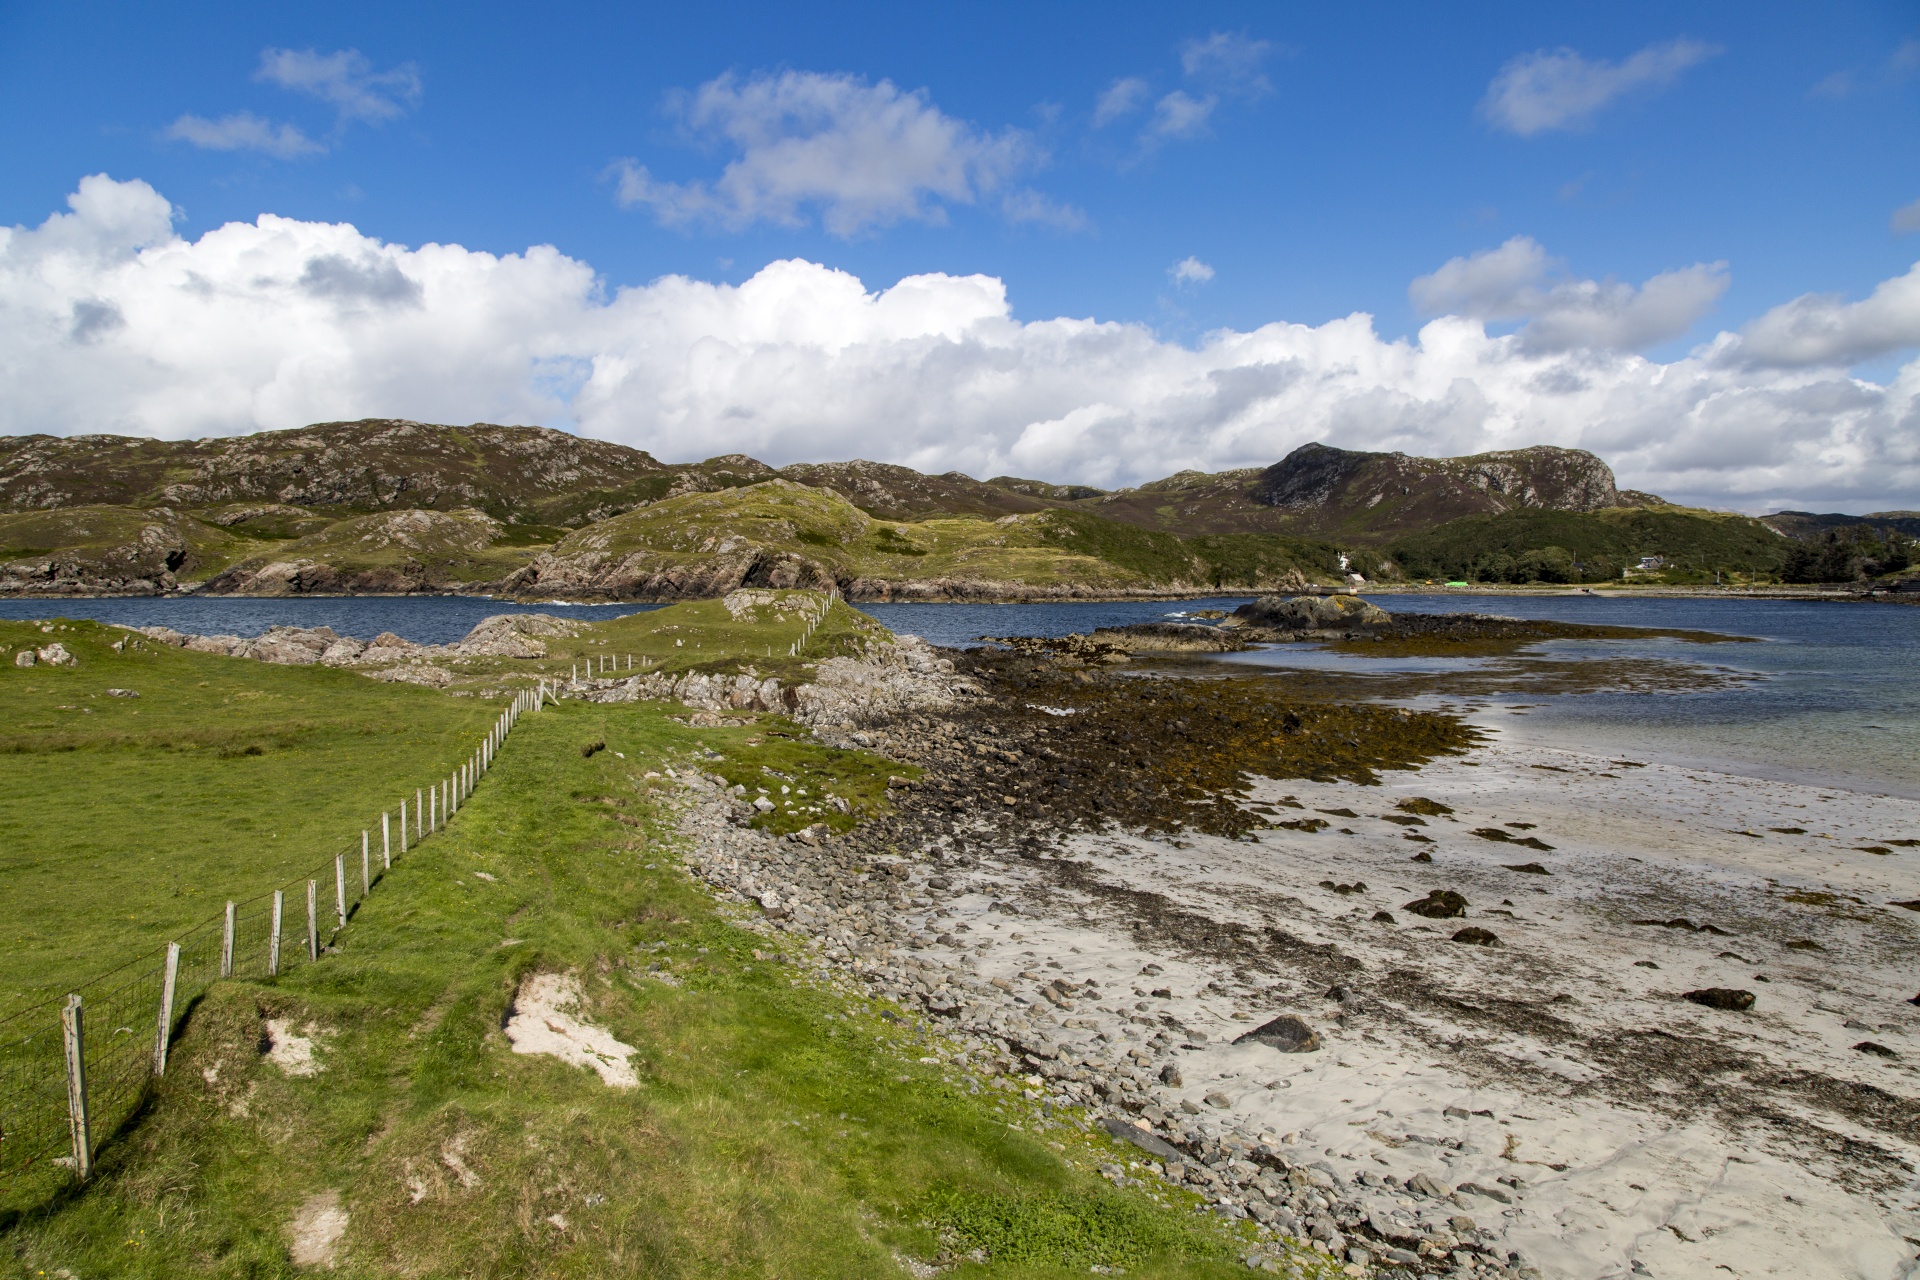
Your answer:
[1636,556,1666,571]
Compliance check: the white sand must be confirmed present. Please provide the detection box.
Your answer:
[889,734,1920,1279]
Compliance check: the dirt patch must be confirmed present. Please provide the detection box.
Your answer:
[288,1189,348,1267]
[503,972,639,1088]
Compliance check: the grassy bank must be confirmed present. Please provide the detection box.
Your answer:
[0,693,1283,1278]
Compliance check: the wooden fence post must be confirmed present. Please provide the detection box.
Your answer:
[306,880,318,960]
[61,994,91,1180]
[334,856,347,930]
[221,901,235,979]
[385,810,393,863]
[416,788,424,841]
[361,834,370,895]
[269,890,283,976]
[153,941,180,1076]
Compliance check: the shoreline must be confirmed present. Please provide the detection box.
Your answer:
[676,699,1920,1280]
[0,584,1914,606]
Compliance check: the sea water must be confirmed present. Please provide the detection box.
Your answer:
[2,592,1912,798]
[865,594,1920,799]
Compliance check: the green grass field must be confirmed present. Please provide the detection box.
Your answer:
[0,609,1337,1278]
[0,618,497,1009]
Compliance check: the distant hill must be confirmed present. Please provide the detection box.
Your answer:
[1,418,1870,596]
[775,460,1049,522]
[1760,510,1920,541]
[0,421,779,528]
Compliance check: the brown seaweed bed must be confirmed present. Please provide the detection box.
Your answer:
[838,651,1479,851]
[1316,611,1754,659]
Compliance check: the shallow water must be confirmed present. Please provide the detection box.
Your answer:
[866,593,1920,799]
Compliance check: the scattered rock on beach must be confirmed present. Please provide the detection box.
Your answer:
[1854,1041,1899,1059]
[1396,796,1454,816]
[1451,926,1500,946]
[1504,862,1550,875]
[1233,1015,1321,1053]
[1403,889,1467,918]
[1682,988,1756,1011]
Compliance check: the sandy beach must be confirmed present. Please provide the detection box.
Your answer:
[681,717,1920,1279]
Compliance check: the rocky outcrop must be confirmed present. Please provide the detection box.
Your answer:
[500,547,839,601]
[580,636,974,727]
[1230,594,1391,632]
[125,612,582,668]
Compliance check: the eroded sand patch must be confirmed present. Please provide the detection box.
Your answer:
[265,1018,324,1076]
[288,1189,347,1267]
[503,972,638,1088]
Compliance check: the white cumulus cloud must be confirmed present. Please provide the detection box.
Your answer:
[1409,236,1728,352]
[1093,77,1152,127]
[1482,38,1720,136]
[3,175,1918,513]
[1170,256,1215,286]
[164,47,420,159]
[1143,91,1216,144]
[255,48,422,124]
[1723,261,1920,369]
[612,71,1038,238]
[162,112,323,159]
[1178,32,1275,98]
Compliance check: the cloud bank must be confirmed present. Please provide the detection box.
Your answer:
[3,176,1917,513]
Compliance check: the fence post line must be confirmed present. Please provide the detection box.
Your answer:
[221,900,236,978]
[334,855,347,930]
[306,880,319,960]
[62,994,92,1180]
[269,890,283,976]
[153,941,180,1076]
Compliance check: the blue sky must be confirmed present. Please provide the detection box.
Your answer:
[2,0,1918,509]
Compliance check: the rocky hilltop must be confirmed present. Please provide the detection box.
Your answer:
[1251,442,1634,530]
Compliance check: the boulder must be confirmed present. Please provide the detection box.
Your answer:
[1232,594,1391,631]
[1099,1117,1183,1161]
[1451,926,1500,946]
[1682,988,1755,1011]
[36,642,76,666]
[1403,889,1468,919]
[13,649,34,667]
[1232,1014,1321,1053]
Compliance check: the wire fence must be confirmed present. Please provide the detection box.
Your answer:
[0,683,550,1200]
